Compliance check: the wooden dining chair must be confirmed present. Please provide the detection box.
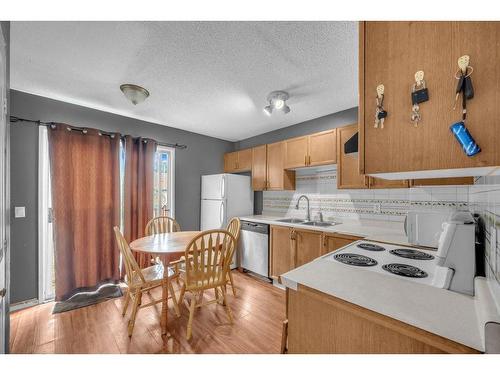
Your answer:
[172,230,236,340]
[113,226,181,337]
[145,216,181,236]
[225,217,241,296]
[144,216,181,265]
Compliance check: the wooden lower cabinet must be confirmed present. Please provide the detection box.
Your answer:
[323,233,363,255]
[270,226,294,280]
[270,226,331,279]
[295,229,323,267]
[287,285,479,354]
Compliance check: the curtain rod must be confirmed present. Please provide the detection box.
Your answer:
[9,116,188,150]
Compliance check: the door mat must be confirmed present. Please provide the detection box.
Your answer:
[52,283,123,314]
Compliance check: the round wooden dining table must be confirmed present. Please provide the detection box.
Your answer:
[130,231,201,335]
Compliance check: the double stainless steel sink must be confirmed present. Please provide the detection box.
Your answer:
[275,218,338,227]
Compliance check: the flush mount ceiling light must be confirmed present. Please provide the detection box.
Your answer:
[120,84,150,105]
[264,91,291,116]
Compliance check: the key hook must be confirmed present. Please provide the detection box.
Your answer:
[414,70,424,86]
[458,55,470,74]
[376,84,385,99]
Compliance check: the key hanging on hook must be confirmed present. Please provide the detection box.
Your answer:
[374,84,387,129]
[411,70,429,127]
[454,55,474,111]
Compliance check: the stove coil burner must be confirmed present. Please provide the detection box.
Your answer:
[390,248,435,260]
[356,243,386,252]
[382,263,428,278]
[334,253,378,267]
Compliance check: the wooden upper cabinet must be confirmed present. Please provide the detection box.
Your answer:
[360,21,500,175]
[284,136,309,169]
[270,225,294,280]
[308,129,337,166]
[224,151,239,172]
[285,130,338,169]
[251,145,267,190]
[337,124,369,189]
[267,141,295,191]
[223,148,252,173]
[295,229,323,267]
[237,148,252,172]
[410,177,473,186]
[369,177,409,189]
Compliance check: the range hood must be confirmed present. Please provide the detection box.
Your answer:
[344,131,358,156]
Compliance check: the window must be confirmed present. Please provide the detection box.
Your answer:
[153,146,175,217]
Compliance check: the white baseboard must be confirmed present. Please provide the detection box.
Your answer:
[9,298,39,312]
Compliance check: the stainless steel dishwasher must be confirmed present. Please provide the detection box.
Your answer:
[239,220,270,279]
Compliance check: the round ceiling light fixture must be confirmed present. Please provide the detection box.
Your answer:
[120,84,150,105]
[264,91,290,116]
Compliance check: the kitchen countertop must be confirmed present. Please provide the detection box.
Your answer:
[239,214,500,352]
[280,246,500,352]
[239,214,412,247]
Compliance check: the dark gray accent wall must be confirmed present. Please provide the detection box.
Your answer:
[9,90,233,303]
[2,20,11,354]
[234,108,358,214]
[234,107,358,150]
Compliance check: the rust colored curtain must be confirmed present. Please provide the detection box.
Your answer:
[48,124,121,301]
[123,136,156,268]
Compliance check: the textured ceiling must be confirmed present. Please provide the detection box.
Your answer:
[11,21,358,141]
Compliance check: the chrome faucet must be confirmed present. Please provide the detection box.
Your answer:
[295,195,311,221]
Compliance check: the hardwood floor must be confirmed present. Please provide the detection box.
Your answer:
[9,271,286,354]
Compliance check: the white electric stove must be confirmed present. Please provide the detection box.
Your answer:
[323,240,454,289]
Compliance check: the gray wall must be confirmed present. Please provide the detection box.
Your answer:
[9,90,233,303]
[234,108,358,214]
[234,107,358,149]
[1,20,10,353]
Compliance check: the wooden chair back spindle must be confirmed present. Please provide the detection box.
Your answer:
[145,216,181,236]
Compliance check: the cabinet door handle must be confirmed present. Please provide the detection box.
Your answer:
[308,155,311,165]
[304,155,307,166]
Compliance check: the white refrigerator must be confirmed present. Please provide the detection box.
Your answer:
[200,173,253,231]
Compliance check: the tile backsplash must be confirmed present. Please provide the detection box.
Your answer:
[470,175,500,306]
[262,167,469,222]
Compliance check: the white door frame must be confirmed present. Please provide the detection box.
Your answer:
[0,24,9,354]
